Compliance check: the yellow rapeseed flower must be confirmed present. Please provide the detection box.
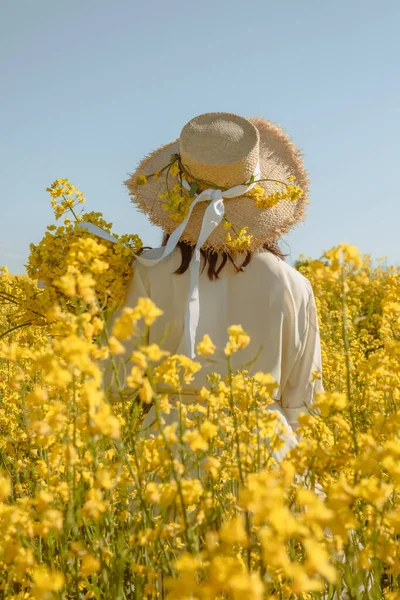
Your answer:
[0,473,12,502]
[32,567,65,597]
[135,297,164,326]
[136,174,148,185]
[196,334,216,356]
[183,430,208,452]
[224,325,250,356]
[219,515,249,547]
[139,377,154,404]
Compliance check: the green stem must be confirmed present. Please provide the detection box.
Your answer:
[340,265,359,457]
[227,356,245,487]
[152,390,198,555]
[0,322,32,339]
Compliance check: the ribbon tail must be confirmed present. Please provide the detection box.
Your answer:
[136,191,210,267]
[76,221,119,244]
[185,196,225,358]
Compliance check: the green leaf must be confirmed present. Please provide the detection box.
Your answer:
[189,182,199,197]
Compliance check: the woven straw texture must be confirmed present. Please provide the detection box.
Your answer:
[125,113,310,251]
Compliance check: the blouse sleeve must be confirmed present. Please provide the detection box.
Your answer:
[280,283,324,431]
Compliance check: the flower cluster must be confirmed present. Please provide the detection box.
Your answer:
[225,226,253,250]
[249,177,304,208]
[26,181,142,319]
[158,183,192,223]
[46,177,86,220]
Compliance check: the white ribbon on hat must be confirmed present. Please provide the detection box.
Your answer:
[77,162,261,358]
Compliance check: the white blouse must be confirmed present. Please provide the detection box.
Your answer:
[122,247,324,432]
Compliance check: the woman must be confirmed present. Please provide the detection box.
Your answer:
[116,112,323,451]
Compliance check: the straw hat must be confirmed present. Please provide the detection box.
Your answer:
[125,112,309,251]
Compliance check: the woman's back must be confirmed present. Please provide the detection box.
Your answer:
[126,247,323,430]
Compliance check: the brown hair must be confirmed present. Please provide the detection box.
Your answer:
[162,234,287,281]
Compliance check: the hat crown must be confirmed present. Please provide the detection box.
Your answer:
[179,112,260,188]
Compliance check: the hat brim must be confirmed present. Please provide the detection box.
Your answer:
[124,117,309,251]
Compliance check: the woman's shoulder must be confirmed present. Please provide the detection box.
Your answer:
[251,250,312,296]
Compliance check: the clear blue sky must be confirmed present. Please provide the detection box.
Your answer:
[1,0,399,274]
